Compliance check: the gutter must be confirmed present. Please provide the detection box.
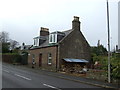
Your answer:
[30,44,58,50]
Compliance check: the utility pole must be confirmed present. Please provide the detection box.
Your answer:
[106,0,111,83]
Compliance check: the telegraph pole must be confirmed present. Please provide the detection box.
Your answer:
[106,0,111,83]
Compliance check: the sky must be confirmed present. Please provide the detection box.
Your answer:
[0,0,119,50]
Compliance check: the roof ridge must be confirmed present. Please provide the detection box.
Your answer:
[62,29,72,32]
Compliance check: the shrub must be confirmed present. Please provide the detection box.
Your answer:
[92,53,120,80]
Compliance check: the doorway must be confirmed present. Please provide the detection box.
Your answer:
[39,53,42,67]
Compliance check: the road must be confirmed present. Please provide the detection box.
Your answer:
[2,63,108,89]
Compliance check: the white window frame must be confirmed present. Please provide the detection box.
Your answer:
[34,38,39,46]
[48,53,52,65]
[32,54,35,62]
[49,33,57,44]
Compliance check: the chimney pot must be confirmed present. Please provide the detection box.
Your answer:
[72,16,80,30]
[40,27,49,36]
[74,16,79,21]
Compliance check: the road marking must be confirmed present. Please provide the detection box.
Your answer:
[43,83,61,90]
[3,70,10,73]
[14,74,31,81]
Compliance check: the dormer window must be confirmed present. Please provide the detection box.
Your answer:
[33,37,39,46]
[49,33,57,44]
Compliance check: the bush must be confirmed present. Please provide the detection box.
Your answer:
[112,65,120,79]
[92,53,120,80]
[111,53,120,79]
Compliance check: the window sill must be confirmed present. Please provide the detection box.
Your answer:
[48,63,52,66]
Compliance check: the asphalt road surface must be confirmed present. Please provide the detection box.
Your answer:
[2,63,110,89]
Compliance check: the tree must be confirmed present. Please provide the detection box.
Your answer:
[2,43,10,53]
[9,39,19,50]
[0,31,19,53]
[0,31,10,53]
[0,31,9,43]
[91,45,107,56]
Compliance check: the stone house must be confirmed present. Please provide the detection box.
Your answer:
[28,16,91,71]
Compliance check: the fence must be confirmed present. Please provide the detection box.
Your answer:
[2,53,28,65]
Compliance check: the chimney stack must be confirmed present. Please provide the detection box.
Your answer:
[116,45,118,51]
[72,16,80,30]
[40,27,49,36]
[97,40,100,47]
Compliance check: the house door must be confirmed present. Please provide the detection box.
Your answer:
[39,54,42,67]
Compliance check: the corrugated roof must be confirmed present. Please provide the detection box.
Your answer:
[63,58,89,63]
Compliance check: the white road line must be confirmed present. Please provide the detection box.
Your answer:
[43,83,61,90]
[3,70,10,73]
[14,74,31,81]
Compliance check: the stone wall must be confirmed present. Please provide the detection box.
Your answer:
[59,30,91,69]
[28,46,57,70]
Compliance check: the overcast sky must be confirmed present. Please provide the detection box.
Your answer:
[0,0,119,50]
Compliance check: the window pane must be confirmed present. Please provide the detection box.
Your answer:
[32,54,35,62]
[50,35,52,42]
[34,39,35,45]
[48,53,52,64]
[53,34,56,42]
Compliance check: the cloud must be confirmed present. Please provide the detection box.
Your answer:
[0,0,118,49]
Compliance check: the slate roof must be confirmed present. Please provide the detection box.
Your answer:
[62,29,73,36]
[30,29,73,49]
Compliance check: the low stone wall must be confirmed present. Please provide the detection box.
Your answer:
[86,69,107,81]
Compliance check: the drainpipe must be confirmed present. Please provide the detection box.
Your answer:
[56,45,60,72]
[56,46,58,72]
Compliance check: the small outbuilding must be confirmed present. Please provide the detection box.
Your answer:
[61,58,89,73]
